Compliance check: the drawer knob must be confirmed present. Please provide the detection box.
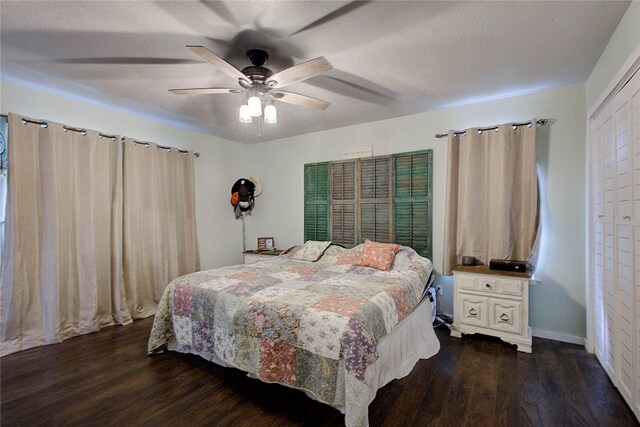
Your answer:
[468,308,478,316]
[500,313,510,322]
[623,215,631,220]
[485,283,492,288]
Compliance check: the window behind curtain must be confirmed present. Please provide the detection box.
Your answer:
[0,115,7,262]
[303,149,432,259]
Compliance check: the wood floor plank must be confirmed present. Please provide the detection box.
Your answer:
[434,334,484,427]
[493,342,519,427]
[463,339,500,426]
[409,342,463,427]
[2,320,638,427]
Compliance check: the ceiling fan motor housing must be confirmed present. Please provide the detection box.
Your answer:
[246,49,269,67]
[240,49,274,88]
[241,65,273,85]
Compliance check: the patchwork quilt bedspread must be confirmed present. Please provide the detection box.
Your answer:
[148,246,433,426]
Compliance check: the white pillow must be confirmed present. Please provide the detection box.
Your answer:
[317,245,348,265]
[292,241,332,262]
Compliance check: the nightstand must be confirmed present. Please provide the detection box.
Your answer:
[450,264,532,353]
[243,250,282,265]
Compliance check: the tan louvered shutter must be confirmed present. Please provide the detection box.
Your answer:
[331,160,356,246]
[304,162,329,242]
[393,150,432,258]
[359,156,391,243]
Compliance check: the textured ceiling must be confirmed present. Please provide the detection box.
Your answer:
[0,1,630,143]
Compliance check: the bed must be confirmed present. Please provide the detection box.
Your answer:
[148,243,440,426]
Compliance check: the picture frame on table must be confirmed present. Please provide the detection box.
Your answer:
[258,237,275,251]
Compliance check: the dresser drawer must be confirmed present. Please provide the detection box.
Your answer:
[456,274,477,291]
[457,273,524,297]
[489,299,523,334]
[457,295,488,328]
[498,278,524,297]
[476,277,498,292]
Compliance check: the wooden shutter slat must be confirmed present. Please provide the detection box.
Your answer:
[304,162,329,242]
[360,158,375,199]
[360,203,375,241]
[359,156,391,244]
[393,151,432,259]
[331,160,356,246]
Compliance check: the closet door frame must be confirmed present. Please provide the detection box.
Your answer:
[587,43,640,419]
[587,43,640,354]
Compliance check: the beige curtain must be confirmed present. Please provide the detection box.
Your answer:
[443,121,538,275]
[122,138,199,319]
[0,114,130,356]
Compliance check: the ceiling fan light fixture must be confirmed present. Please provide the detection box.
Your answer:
[239,104,252,123]
[264,104,277,124]
[248,96,262,117]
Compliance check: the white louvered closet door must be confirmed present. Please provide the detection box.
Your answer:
[613,87,634,403]
[631,78,640,414]
[590,66,640,419]
[592,111,611,374]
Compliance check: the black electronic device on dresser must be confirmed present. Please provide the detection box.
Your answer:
[489,259,530,273]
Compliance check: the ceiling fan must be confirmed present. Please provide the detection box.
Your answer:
[170,46,333,123]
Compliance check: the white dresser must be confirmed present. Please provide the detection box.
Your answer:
[450,264,532,353]
[243,250,282,264]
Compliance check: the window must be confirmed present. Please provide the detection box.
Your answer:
[0,115,7,262]
[304,149,432,258]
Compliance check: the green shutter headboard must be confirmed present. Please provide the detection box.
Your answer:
[393,150,433,259]
[304,162,329,242]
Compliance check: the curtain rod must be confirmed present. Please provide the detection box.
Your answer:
[130,138,200,157]
[2,114,200,157]
[63,125,87,136]
[434,118,549,138]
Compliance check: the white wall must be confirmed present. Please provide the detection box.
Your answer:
[0,79,248,270]
[586,1,640,110]
[247,83,587,339]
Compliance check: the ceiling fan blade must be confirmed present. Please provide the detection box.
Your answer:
[186,45,250,84]
[169,87,242,94]
[267,57,333,89]
[55,57,203,65]
[272,90,331,110]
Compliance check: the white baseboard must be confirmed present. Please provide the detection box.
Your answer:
[531,328,586,346]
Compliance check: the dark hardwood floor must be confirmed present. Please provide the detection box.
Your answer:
[1,318,637,427]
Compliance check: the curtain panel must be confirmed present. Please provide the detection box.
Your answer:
[122,138,200,319]
[442,121,538,275]
[1,116,200,356]
[1,114,130,355]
